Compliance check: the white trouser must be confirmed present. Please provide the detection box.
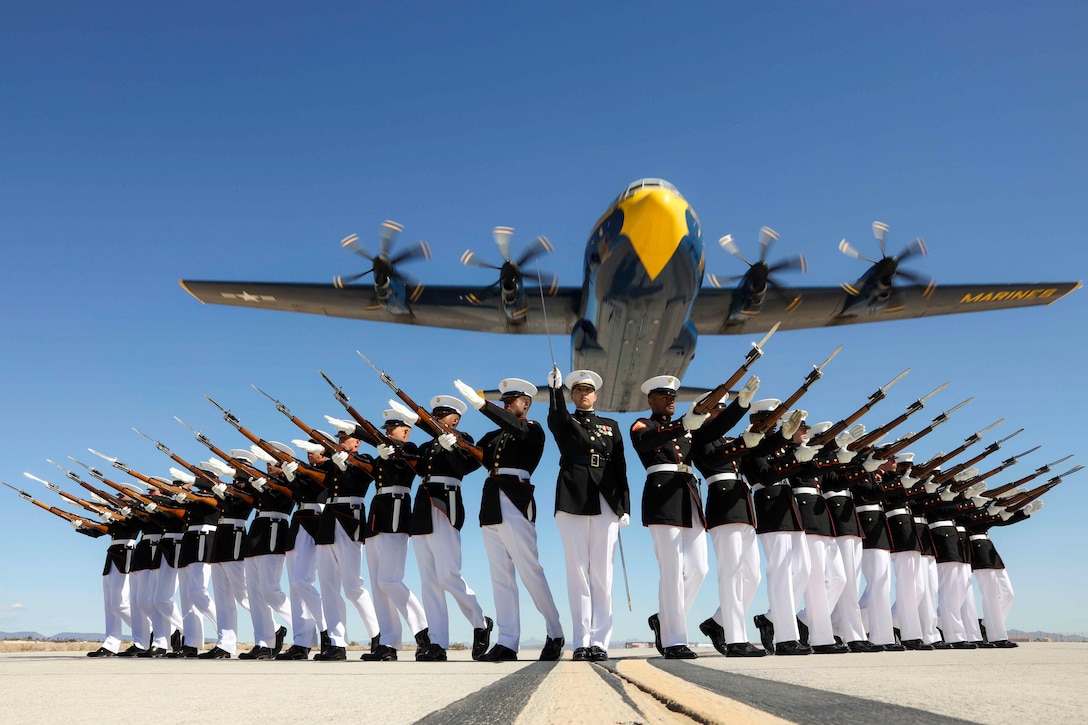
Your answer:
[859,547,894,645]
[151,563,183,650]
[556,497,619,649]
[365,531,427,648]
[245,553,291,647]
[798,534,846,646]
[481,492,564,651]
[211,560,249,654]
[975,568,1014,641]
[919,556,940,644]
[649,511,709,649]
[708,522,761,644]
[758,530,808,643]
[936,561,970,643]
[961,574,983,641]
[102,564,131,653]
[414,507,486,649]
[831,536,867,643]
[180,562,216,647]
[130,569,153,650]
[890,551,923,641]
[318,525,379,647]
[285,527,324,648]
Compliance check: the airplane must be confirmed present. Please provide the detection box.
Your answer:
[180,178,1081,412]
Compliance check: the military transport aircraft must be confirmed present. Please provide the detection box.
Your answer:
[180,178,1080,412]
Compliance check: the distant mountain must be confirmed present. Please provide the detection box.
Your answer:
[1008,629,1087,642]
[0,631,45,640]
[0,630,104,641]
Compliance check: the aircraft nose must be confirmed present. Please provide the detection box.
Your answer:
[619,188,691,281]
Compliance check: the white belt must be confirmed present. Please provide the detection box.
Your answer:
[855,504,883,513]
[218,518,248,528]
[928,520,955,530]
[257,511,289,521]
[970,534,989,541]
[823,490,852,499]
[330,496,366,505]
[161,533,184,541]
[426,476,462,488]
[110,539,137,547]
[885,508,910,518]
[956,526,966,533]
[296,503,324,513]
[913,517,927,524]
[494,468,531,481]
[646,463,693,476]
[376,486,412,496]
[705,472,740,485]
[792,487,819,496]
[186,525,217,533]
[142,534,162,543]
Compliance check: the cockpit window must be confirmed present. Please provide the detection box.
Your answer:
[617,178,678,201]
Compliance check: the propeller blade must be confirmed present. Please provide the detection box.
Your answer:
[767,277,802,309]
[758,227,778,263]
[516,236,554,268]
[706,273,743,288]
[719,235,751,265]
[767,254,807,274]
[872,221,889,257]
[838,239,876,264]
[897,236,928,262]
[459,250,502,270]
[463,280,501,306]
[894,269,934,288]
[333,270,372,288]
[493,226,514,263]
[378,220,404,258]
[389,240,432,266]
[340,234,375,261]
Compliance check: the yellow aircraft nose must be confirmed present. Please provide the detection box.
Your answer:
[618,187,692,280]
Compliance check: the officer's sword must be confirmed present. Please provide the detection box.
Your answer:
[617,529,632,612]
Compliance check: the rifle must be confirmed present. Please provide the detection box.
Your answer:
[204,395,327,485]
[2,480,109,534]
[132,428,223,493]
[174,416,292,499]
[1004,466,1081,511]
[751,345,843,434]
[932,428,1024,485]
[949,445,1041,493]
[982,454,1074,499]
[346,359,483,463]
[842,383,952,452]
[76,453,186,519]
[866,397,972,460]
[806,368,910,448]
[691,323,780,415]
[910,419,1005,479]
[43,459,146,518]
[22,472,124,521]
[251,385,351,456]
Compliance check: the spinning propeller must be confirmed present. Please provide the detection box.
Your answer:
[460,226,558,305]
[707,226,807,310]
[839,221,935,297]
[334,220,431,299]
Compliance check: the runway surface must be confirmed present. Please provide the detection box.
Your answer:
[3,642,1085,724]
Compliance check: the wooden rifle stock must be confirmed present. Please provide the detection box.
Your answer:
[751,345,840,434]
[392,389,485,465]
[2,482,110,532]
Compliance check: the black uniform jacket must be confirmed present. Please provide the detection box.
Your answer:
[819,460,862,538]
[478,403,545,525]
[288,467,328,546]
[691,401,756,528]
[412,428,481,534]
[211,483,255,563]
[631,413,703,528]
[548,387,630,518]
[368,443,417,535]
[736,432,803,534]
[318,456,372,543]
[921,499,969,563]
[964,509,1027,570]
[246,476,295,557]
[151,496,188,567]
[178,493,221,568]
[102,519,142,576]
[132,517,165,573]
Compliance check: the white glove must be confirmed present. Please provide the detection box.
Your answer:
[971,496,988,507]
[737,376,760,408]
[835,447,856,465]
[331,451,349,471]
[682,408,710,431]
[377,443,395,460]
[987,504,1003,516]
[438,432,458,451]
[250,477,267,492]
[292,439,324,455]
[619,513,631,528]
[1029,501,1045,515]
[144,502,158,513]
[453,379,486,410]
[250,445,276,464]
[388,400,420,426]
[206,458,236,478]
[861,454,882,473]
[741,426,764,448]
[324,415,356,434]
[900,472,920,488]
[173,492,188,503]
[282,461,298,482]
[211,483,228,499]
[548,366,563,389]
[119,506,133,518]
[794,444,819,463]
[69,518,84,530]
[923,476,939,494]
[999,509,1014,520]
[170,467,196,485]
[967,481,987,497]
[939,486,956,502]
[780,410,805,440]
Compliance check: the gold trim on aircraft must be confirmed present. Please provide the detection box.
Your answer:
[618,188,691,281]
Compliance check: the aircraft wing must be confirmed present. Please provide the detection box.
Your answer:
[689,281,1082,335]
[179,280,584,334]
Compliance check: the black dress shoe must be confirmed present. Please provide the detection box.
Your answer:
[237,645,261,660]
[796,617,810,647]
[239,646,273,660]
[136,646,167,658]
[539,635,564,661]
[991,639,1018,649]
[320,629,332,652]
[975,640,996,649]
[589,645,609,662]
[812,642,849,654]
[413,628,434,660]
[932,641,954,650]
[198,646,232,659]
[699,617,728,655]
[478,644,517,662]
[314,645,347,661]
[753,614,775,654]
[950,641,978,649]
[416,644,447,662]
[725,642,767,658]
[847,640,884,653]
[170,629,183,652]
[273,626,287,657]
[360,644,398,662]
[472,617,494,660]
[86,647,115,658]
[117,644,142,657]
[901,639,935,651]
[775,640,812,656]
[882,642,906,652]
[368,634,381,654]
[572,647,590,661]
[663,645,697,659]
[275,644,310,661]
[166,646,199,659]
[648,614,663,655]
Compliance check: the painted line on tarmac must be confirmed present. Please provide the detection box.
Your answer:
[650,659,977,725]
[415,661,557,725]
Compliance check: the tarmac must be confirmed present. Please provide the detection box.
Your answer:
[2,642,1085,724]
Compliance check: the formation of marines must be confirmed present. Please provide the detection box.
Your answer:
[5,339,1076,662]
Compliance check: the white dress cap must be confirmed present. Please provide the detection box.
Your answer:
[640,375,680,395]
[229,449,257,467]
[749,398,781,414]
[499,378,538,398]
[430,395,467,416]
[808,421,833,436]
[565,370,603,390]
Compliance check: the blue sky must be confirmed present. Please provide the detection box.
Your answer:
[2,2,1086,644]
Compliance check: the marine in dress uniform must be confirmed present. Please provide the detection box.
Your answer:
[630,375,711,660]
[918,481,978,648]
[199,461,254,659]
[89,513,140,656]
[140,480,187,657]
[453,376,565,662]
[547,369,630,662]
[879,456,932,650]
[171,474,221,657]
[122,505,157,656]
